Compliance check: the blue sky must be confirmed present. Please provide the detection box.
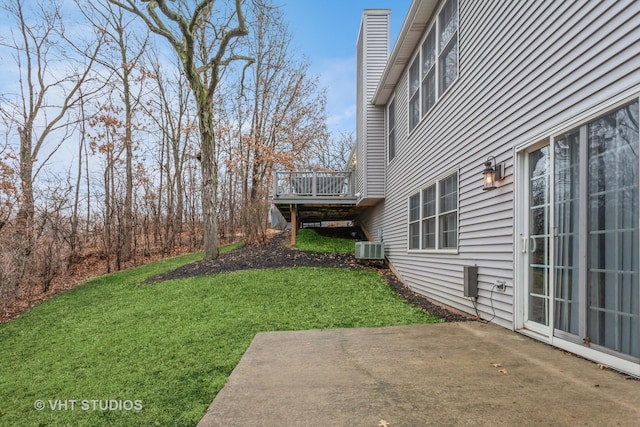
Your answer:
[0,0,412,151]
[277,0,412,137]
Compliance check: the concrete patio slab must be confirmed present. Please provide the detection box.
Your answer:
[198,322,640,427]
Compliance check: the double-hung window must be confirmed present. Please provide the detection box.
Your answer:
[439,0,459,94]
[409,59,420,131]
[408,0,459,132]
[388,98,396,162]
[408,171,459,251]
[421,185,436,249]
[439,173,458,248]
[409,193,421,249]
[421,29,436,116]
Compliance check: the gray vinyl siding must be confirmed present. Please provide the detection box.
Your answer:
[361,0,640,328]
[356,10,389,202]
[356,28,364,198]
[359,201,385,241]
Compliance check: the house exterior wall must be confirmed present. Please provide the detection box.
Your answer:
[356,10,389,204]
[358,200,385,242]
[359,0,640,332]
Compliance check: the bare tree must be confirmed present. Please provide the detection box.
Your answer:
[216,89,245,241]
[0,116,19,232]
[77,0,151,263]
[308,131,354,171]
[88,99,125,272]
[0,0,103,250]
[144,51,196,251]
[232,2,327,243]
[68,89,89,264]
[107,0,253,260]
[0,0,105,312]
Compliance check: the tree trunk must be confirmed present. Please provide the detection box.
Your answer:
[123,109,133,262]
[104,162,112,274]
[69,123,84,265]
[16,126,34,251]
[121,39,134,263]
[173,136,185,244]
[199,104,219,260]
[106,0,251,260]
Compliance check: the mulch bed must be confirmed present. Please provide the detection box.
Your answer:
[145,230,473,323]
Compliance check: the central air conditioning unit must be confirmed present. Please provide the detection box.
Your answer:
[355,241,384,260]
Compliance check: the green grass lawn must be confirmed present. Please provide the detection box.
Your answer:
[0,239,439,426]
[295,228,355,254]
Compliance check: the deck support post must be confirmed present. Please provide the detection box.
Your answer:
[290,205,297,246]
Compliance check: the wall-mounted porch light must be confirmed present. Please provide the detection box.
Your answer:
[482,156,503,191]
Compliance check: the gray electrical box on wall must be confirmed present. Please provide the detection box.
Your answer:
[464,266,478,298]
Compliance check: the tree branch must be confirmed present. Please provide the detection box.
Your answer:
[106,0,183,54]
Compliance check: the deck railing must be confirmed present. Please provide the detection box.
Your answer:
[273,171,354,198]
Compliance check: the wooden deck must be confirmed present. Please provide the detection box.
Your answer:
[272,171,363,243]
[273,171,355,201]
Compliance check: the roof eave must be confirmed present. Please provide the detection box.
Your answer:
[372,0,439,106]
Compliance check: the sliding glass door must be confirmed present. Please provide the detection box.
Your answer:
[554,131,581,337]
[526,145,551,328]
[553,101,640,359]
[521,100,639,362]
[585,103,639,357]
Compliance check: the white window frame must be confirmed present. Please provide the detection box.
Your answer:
[438,0,459,95]
[408,57,420,132]
[421,27,436,118]
[408,0,459,133]
[408,193,421,250]
[387,96,396,163]
[421,184,437,249]
[407,169,459,253]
